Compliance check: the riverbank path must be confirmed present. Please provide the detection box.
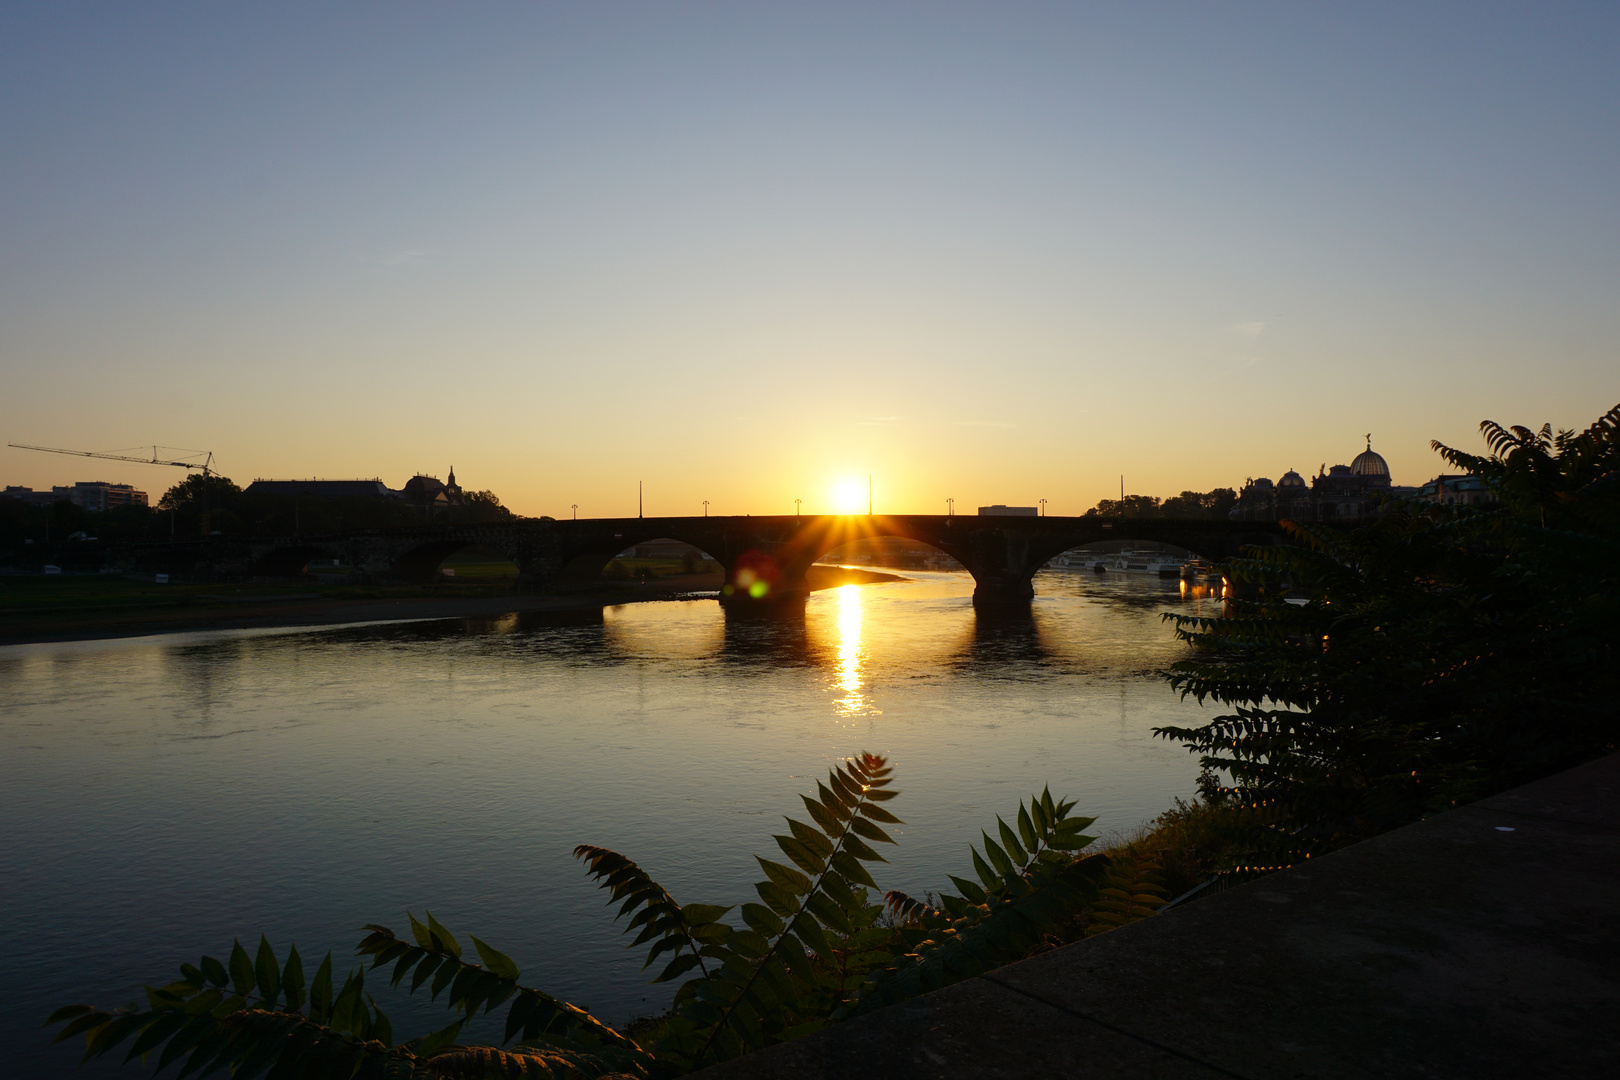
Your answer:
[695,752,1620,1079]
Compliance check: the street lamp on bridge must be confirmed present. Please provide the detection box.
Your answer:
[794,498,801,518]
[1040,498,1047,517]
[947,497,954,517]
[703,500,709,517]
[571,504,578,520]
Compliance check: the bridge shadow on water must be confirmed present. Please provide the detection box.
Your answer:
[947,602,1054,674]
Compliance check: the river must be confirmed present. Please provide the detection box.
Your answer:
[0,568,1224,1074]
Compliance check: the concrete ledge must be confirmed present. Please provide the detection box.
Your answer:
[695,753,1620,1079]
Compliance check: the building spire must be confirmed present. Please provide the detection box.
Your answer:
[1365,433,1372,451]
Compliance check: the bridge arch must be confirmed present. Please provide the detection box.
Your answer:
[552,522,736,591]
[386,539,480,582]
[250,544,345,579]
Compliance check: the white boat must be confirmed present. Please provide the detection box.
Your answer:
[1099,550,1186,578]
[1044,549,1187,576]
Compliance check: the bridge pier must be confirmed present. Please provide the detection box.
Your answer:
[970,578,1036,605]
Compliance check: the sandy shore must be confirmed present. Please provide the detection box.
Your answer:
[0,565,907,646]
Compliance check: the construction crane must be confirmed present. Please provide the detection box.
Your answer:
[8,443,217,476]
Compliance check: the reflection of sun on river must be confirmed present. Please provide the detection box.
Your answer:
[832,584,877,718]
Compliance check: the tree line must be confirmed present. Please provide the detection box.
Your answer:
[1083,487,1238,519]
[1,473,519,547]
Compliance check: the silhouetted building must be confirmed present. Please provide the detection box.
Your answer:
[2,482,146,511]
[1232,437,1417,522]
[400,468,465,516]
[244,479,395,499]
[2,485,68,507]
[1418,474,1496,507]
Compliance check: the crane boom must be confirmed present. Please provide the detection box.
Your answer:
[8,443,215,475]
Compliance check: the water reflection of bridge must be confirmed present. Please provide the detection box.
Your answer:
[104,515,1288,604]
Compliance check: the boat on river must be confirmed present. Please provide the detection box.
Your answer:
[1099,550,1186,578]
[1045,549,1188,577]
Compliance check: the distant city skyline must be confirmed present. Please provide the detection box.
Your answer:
[3,4,1617,517]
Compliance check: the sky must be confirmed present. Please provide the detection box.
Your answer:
[2,2,1617,518]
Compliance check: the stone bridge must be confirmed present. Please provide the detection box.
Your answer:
[101,515,1289,603]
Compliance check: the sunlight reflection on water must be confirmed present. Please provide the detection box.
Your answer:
[831,584,875,718]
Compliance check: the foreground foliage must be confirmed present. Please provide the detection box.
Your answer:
[1158,404,1620,872]
[49,754,1139,1078]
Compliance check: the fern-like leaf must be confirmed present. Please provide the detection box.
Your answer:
[1085,851,1169,936]
[843,791,1104,1018]
[572,844,731,984]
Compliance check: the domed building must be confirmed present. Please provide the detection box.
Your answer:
[1351,439,1391,480]
[1230,436,1409,521]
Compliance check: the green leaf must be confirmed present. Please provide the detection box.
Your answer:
[787,817,836,857]
[408,912,434,950]
[948,875,988,905]
[858,802,903,824]
[841,833,887,863]
[281,945,305,1011]
[740,903,785,937]
[801,794,842,836]
[831,849,878,890]
[971,846,999,889]
[1017,804,1039,851]
[199,956,228,988]
[410,955,443,993]
[816,777,855,819]
[997,818,1028,866]
[52,1011,109,1043]
[828,770,862,805]
[848,816,894,844]
[412,1018,465,1058]
[806,892,853,934]
[154,1016,215,1072]
[756,856,813,895]
[982,832,1017,877]
[754,880,798,917]
[45,1005,94,1027]
[308,953,334,1024]
[430,957,458,999]
[253,936,281,1007]
[655,953,704,983]
[228,941,253,996]
[681,903,734,925]
[425,910,462,957]
[124,1012,189,1062]
[469,936,520,981]
[774,834,826,877]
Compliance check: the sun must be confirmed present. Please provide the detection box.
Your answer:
[831,478,866,515]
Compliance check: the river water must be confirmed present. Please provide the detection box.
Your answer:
[0,568,1223,1074]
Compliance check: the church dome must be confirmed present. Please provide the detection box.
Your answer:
[1351,437,1390,478]
[1278,469,1307,489]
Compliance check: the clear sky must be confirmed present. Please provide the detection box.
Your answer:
[3,3,1617,517]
